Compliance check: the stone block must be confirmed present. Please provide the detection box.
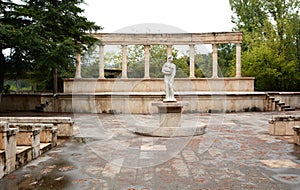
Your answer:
[269,115,300,136]
[293,126,300,145]
[16,146,32,168]
[0,151,4,179]
[274,121,286,136]
[10,123,40,159]
[287,119,296,135]
[33,123,57,147]
[56,123,73,137]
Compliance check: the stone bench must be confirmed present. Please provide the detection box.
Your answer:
[8,122,58,154]
[0,122,58,179]
[293,126,300,145]
[0,121,18,179]
[9,123,41,168]
[268,115,300,136]
[0,117,73,137]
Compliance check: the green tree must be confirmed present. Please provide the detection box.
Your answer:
[230,0,300,91]
[111,45,191,78]
[0,0,102,92]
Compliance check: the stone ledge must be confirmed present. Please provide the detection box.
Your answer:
[0,117,73,137]
[135,124,206,137]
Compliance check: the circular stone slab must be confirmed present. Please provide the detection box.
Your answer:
[135,124,206,137]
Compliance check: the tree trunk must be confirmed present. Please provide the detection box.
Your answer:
[52,67,57,94]
[0,50,6,92]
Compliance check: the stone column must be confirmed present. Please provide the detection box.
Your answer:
[189,44,195,78]
[0,122,17,176]
[167,45,172,58]
[212,44,218,78]
[75,52,81,78]
[236,43,242,77]
[122,45,128,78]
[144,45,150,78]
[99,45,105,79]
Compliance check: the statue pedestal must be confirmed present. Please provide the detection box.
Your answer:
[135,101,206,137]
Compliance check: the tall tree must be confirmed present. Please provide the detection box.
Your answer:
[230,0,300,91]
[0,0,102,92]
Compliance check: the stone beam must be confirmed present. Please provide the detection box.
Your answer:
[93,32,243,45]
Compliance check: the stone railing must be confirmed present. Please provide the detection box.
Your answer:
[0,117,74,137]
[268,115,300,136]
[0,121,58,179]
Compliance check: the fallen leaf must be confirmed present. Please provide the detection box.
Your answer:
[55,176,64,181]
[40,165,57,175]
[6,174,16,180]
[59,165,76,172]
[29,181,38,186]
[72,178,94,183]
[23,174,32,178]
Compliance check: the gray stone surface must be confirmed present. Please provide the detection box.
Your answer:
[0,111,300,190]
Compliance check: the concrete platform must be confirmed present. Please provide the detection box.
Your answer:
[0,111,300,190]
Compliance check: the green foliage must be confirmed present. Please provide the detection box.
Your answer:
[110,45,192,78]
[230,0,300,91]
[2,84,10,94]
[195,53,212,78]
[0,0,102,92]
[218,44,235,77]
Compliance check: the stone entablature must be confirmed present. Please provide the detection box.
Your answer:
[93,32,243,45]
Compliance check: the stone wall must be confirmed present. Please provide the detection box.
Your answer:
[56,92,267,114]
[1,91,299,114]
[63,78,255,93]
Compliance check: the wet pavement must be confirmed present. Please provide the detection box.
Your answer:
[1,111,300,190]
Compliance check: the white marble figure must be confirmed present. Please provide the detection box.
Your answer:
[162,56,176,102]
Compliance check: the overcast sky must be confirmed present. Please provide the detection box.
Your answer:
[82,0,235,33]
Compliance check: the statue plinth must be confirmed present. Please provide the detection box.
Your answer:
[135,101,206,137]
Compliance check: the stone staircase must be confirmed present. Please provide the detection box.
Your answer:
[267,94,295,111]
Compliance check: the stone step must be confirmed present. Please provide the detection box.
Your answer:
[283,107,296,111]
[268,96,275,100]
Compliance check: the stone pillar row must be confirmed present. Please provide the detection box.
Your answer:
[75,43,242,79]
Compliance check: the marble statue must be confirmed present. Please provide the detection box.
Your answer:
[162,56,176,102]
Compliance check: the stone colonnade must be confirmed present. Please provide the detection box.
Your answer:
[75,32,242,79]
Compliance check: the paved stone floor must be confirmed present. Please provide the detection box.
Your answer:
[1,111,300,190]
